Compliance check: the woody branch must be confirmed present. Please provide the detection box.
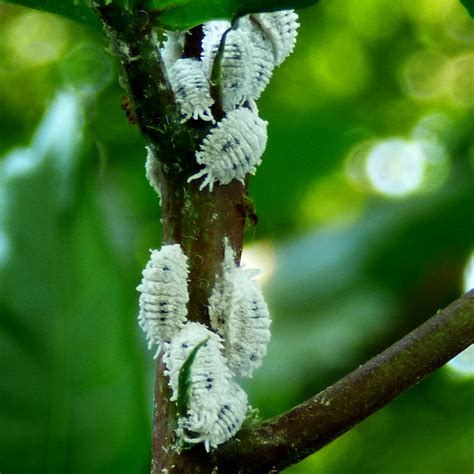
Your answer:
[94,4,248,472]
[210,290,474,472]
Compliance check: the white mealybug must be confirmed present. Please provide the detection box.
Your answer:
[137,244,189,356]
[168,58,215,123]
[209,239,271,378]
[145,145,161,202]
[164,322,248,451]
[218,28,254,112]
[160,30,186,71]
[238,16,276,102]
[252,10,299,66]
[201,20,232,79]
[188,108,268,191]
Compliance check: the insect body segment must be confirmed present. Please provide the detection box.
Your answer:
[168,58,215,123]
[188,108,268,191]
[137,244,189,356]
[209,239,271,378]
[164,322,248,451]
[252,10,299,66]
[219,28,254,112]
[201,20,232,79]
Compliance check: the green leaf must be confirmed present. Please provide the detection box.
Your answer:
[176,338,208,417]
[0,93,149,472]
[459,0,474,18]
[152,0,320,30]
[1,0,103,32]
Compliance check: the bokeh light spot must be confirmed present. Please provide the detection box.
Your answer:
[447,345,474,377]
[445,53,474,107]
[6,11,70,66]
[60,44,113,95]
[241,241,276,285]
[308,33,371,98]
[463,252,474,292]
[365,139,426,197]
[401,50,449,99]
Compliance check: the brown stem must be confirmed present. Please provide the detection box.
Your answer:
[211,290,474,472]
[94,4,248,472]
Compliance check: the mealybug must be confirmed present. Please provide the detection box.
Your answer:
[209,239,271,378]
[160,30,186,71]
[137,244,189,356]
[252,10,299,66]
[238,17,276,102]
[164,322,248,451]
[188,107,268,191]
[178,379,248,452]
[168,58,215,123]
[218,28,254,112]
[145,145,161,201]
[201,20,232,79]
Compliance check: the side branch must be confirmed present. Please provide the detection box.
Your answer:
[213,290,474,472]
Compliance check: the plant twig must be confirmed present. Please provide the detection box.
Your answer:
[211,290,474,472]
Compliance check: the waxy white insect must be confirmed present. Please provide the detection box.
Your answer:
[164,322,248,451]
[145,145,161,201]
[252,10,299,66]
[201,20,232,79]
[188,107,268,191]
[137,244,189,356]
[168,58,215,123]
[209,239,271,378]
[238,16,276,103]
[218,28,254,112]
[160,30,185,71]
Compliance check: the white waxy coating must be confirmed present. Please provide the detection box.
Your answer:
[252,10,299,66]
[168,58,215,123]
[137,244,189,356]
[188,108,268,191]
[219,28,254,112]
[238,16,276,102]
[164,322,248,451]
[209,239,271,378]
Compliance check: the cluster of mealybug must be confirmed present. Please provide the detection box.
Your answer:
[209,239,271,378]
[188,108,268,191]
[137,8,298,451]
[136,244,189,357]
[164,322,248,452]
[157,10,298,190]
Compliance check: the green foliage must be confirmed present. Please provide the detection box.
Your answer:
[153,0,320,30]
[0,93,150,473]
[176,339,208,417]
[2,0,319,32]
[1,0,473,473]
[0,0,102,31]
[459,0,474,17]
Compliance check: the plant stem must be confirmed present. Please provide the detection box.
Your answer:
[94,5,248,472]
[211,290,474,472]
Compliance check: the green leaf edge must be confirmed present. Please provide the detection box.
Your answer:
[1,0,103,32]
[176,338,208,417]
[459,0,474,18]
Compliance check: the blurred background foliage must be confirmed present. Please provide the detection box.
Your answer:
[0,0,473,472]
